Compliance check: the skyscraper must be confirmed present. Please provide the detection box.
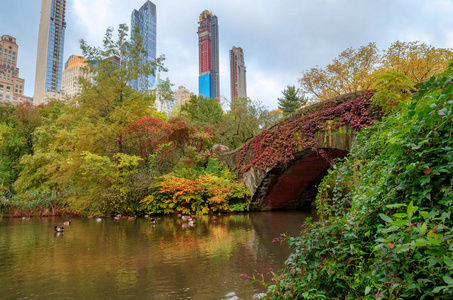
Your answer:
[198,10,219,99]
[34,0,66,105]
[131,0,157,91]
[230,46,247,103]
[0,35,32,104]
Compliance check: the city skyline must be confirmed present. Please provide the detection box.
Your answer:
[2,0,453,110]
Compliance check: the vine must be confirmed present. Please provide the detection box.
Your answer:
[236,90,376,175]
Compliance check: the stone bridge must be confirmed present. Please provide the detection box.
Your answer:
[219,90,377,210]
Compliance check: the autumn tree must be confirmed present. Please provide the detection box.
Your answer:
[299,41,453,102]
[122,116,172,165]
[300,42,380,101]
[78,24,167,154]
[381,41,453,84]
[16,24,167,214]
[278,85,307,116]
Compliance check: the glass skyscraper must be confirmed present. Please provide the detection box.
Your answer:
[34,0,66,105]
[198,10,219,99]
[131,0,157,91]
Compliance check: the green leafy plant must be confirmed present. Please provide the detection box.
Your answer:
[264,63,453,299]
[371,71,416,114]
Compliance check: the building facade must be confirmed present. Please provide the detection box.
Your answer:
[198,10,219,99]
[34,0,66,105]
[174,85,192,108]
[0,35,32,104]
[229,46,247,103]
[130,0,157,91]
[61,55,92,97]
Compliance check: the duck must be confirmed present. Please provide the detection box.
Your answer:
[96,218,103,222]
[63,220,71,226]
[54,225,64,232]
[150,217,157,224]
[181,215,191,221]
[22,217,31,221]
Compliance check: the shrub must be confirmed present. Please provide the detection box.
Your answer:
[266,64,453,299]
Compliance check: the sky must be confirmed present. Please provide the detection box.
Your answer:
[2,0,453,110]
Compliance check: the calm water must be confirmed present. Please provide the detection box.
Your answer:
[0,211,314,299]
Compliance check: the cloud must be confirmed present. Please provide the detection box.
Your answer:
[3,0,453,108]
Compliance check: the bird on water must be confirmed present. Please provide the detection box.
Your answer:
[54,225,64,232]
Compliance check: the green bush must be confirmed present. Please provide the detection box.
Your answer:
[266,64,453,299]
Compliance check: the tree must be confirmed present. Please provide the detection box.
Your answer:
[78,24,167,154]
[0,103,41,190]
[15,25,167,214]
[122,116,172,165]
[299,41,453,102]
[179,95,224,125]
[371,71,416,114]
[278,85,307,116]
[217,97,270,149]
[299,42,380,101]
[381,41,453,84]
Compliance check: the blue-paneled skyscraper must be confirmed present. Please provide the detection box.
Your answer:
[34,0,67,105]
[131,0,157,90]
[198,10,219,99]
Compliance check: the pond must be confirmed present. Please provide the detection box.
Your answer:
[0,211,315,299]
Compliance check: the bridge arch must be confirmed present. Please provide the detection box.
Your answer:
[251,148,348,210]
[219,90,378,210]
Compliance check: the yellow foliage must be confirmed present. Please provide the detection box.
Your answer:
[300,41,453,102]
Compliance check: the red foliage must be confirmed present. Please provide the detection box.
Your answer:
[236,91,375,175]
[169,117,215,153]
[122,116,172,163]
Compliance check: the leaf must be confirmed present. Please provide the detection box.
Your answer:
[420,223,428,235]
[393,213,407,219]
[432,286,446,293]
[423,167,433,175]
[391,219,409,226]
[386,203,407,209]
[379,213,394,223]
[438,108,449,116]
[443,256,453,268]
[443,276,453,285]
[419,211,429,219]
[407,201,415,219]
[365,286,371,295]
[427,239,441,246]
[415,239,428,247]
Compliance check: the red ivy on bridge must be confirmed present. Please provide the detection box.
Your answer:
[236,90,376,175]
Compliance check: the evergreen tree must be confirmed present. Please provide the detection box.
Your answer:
[278,85,306,116]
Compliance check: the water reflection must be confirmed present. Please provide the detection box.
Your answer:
[0,211,315,299]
